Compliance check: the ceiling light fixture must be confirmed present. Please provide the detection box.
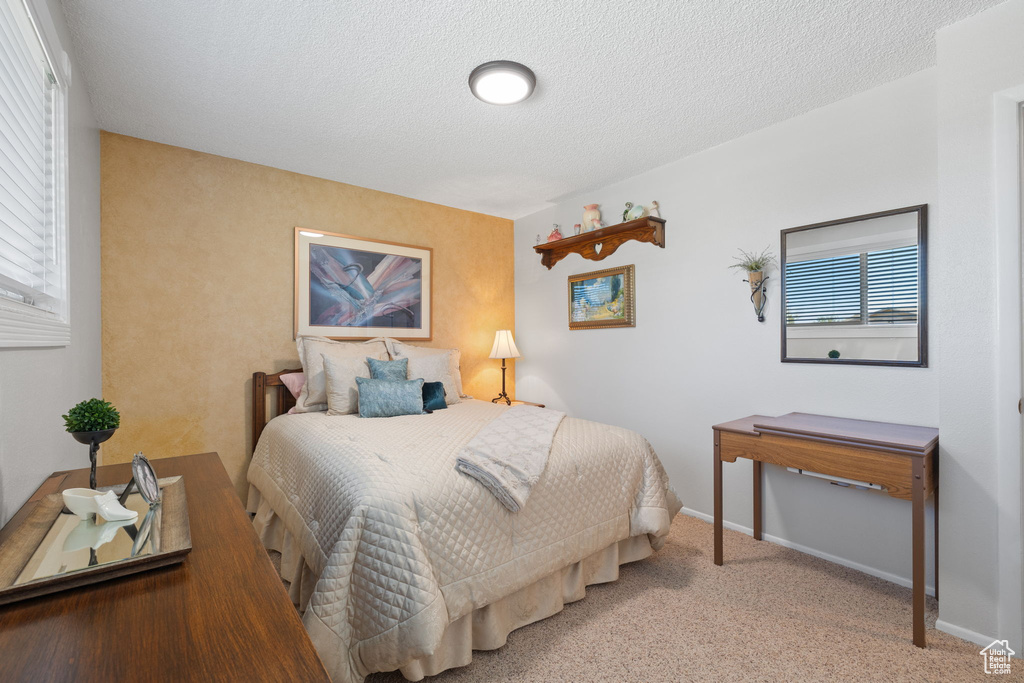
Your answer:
[468,61,536,105]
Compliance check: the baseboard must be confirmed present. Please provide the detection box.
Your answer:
[680,506,936,597]
[935,619,998,649]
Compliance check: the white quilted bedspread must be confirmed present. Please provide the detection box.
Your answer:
[247,399,680,682]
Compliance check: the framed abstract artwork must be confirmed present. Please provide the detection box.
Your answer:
[294,228,432,340]
[568,264,635,330]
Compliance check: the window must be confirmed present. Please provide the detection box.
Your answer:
[785,245,919,326]
[0,0,69,347]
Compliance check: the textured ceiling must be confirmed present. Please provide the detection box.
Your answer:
[61,0,1002,219]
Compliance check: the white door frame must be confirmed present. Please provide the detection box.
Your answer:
[993,86,1024,651]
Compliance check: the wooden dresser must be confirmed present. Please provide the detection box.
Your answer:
[0,452,329,682]
[713,413,939,648]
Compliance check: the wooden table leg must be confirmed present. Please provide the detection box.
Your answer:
[714,430,723,566]
[753,460,763,541]
[912,457,926,648]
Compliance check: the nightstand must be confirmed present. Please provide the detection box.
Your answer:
[0,453,330,681]
[509,400,545,408]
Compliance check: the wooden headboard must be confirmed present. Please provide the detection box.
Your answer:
[252,368,302,453]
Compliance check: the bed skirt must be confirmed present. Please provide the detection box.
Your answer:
[248,484,654,681]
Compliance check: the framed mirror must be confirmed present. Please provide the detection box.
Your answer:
[781,205,927,367]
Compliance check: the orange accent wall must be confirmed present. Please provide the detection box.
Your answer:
[100,133,514,498]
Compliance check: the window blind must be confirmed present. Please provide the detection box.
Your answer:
[785,246,918,326]
[867,245,918,324]
[0,0,60,314]
[784,254,862,325]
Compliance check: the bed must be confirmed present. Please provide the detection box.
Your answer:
[248,366,681,683]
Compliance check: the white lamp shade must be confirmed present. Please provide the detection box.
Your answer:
[489,330,521,359]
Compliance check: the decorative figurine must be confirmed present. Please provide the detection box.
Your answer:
[63,398,120,490]
[626,203,645,221]
[62,488,138,522]
[647,200,661,218]
[573,224,582,236]
[547,224,564,242]
[582,204,602,232]
[622,202,633,223]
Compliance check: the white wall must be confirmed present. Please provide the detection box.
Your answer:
[517,0,1024,646]
[934,0,1024,649]
[516,69,940,593]
[0,0,101,526]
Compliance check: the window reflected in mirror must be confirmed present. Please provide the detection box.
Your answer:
[781,205,927,366]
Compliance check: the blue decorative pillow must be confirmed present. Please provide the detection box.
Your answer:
[355,377,424,418]
[367,357,408,381]
[422,381,447,412]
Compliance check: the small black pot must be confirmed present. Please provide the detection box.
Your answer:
[70,428,117,447]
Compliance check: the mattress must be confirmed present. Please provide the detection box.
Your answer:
[247,399,681,682]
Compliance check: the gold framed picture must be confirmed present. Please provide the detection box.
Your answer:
[294,227,432,340]
[568,264,635,330]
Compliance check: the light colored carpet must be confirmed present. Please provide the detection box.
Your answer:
[273,515,1003,682]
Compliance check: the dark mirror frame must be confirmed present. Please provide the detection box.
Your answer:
[780,204,928,368]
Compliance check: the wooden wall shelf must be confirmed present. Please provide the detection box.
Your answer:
[534,216,665,269]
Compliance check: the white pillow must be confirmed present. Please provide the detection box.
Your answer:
[406,353,460,405]
[294,336,388,412]
[323,355,371,416]
[388,340,465,398]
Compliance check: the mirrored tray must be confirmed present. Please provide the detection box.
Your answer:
[0,476,191,606]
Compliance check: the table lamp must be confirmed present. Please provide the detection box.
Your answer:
[489,330,521,404]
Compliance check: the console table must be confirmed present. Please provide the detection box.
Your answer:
[0,452,329,681]
[712,413,939,648]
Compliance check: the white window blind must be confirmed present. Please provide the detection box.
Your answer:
[784,254,862,325]
[867,245,918,323]
[0,0,69,347]
[785,245,919,326]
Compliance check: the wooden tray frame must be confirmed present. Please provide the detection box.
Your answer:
[0,476,191,606]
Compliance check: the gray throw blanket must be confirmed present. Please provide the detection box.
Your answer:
[455,405,566,512]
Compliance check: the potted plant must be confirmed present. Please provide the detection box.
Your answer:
[729,247,777,319]
[63,398,120,490]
